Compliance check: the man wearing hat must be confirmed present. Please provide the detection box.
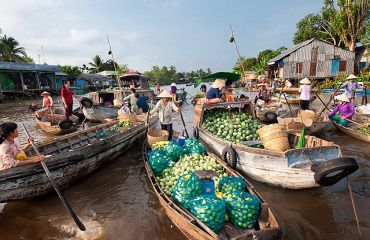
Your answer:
[40,91,53,110]
[256,83,271,103]
[341,74,362,102]
[298,77,312,110]
[150,90,179,140]
[205,79,225,103]
[328,93,355,127]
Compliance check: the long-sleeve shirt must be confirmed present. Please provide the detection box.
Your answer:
[61,88,74,104]
[0,139,24,170]
[341,81,361,98]
[42,96,53,108]
[328,102,355,120]
[150,100,178,124]
[206,87,222,99]
[299,85,311,101]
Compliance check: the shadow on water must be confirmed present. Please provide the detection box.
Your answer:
[0,85,369,239]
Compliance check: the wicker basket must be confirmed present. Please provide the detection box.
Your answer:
[136,113,148,122]
[147,129,169,148]
[287,121,305,133]
[257,124,290,152]
[256,124,286,137]
[298,110,319,121]
[118,113,137,123]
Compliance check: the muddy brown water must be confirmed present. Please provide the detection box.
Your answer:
[0,85,369,240]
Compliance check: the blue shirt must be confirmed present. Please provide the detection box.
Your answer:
[136,96,149,113]
[341,81,361,98]
[206,87,222,99]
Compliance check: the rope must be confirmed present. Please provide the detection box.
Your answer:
[347,177,362,236]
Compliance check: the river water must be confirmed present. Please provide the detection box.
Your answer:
[0,84,369,240]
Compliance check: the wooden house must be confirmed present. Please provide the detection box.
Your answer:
[268,38,355,80]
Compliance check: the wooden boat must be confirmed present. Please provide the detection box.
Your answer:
[142,141,281,240]
[274,87,317,94]
[271,95,300,105]
[193,102,358,189]
[0,114,158,202]
[82,105,118,122]
[34,108,79,135]
[175,88,187,106]
[332,120,370,143]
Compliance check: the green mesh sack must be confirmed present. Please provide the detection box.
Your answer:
[172,173,203,210]
[148,148,174,176]
[223,191,261,229]
[218,176,246,194]
[183,138,206,155]
[166,141,184,161]
[189,194,226,233]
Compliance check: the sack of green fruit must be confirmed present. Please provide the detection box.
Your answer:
[183,138,206,155]
[189,194,226,233]
[172,173,203,210]
[148,148,174,176]
[166,141,184,161]
[218,176,246,194]
[223,190,261,229]
[152,141,169,150]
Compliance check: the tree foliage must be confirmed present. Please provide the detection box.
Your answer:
[60,65,82,76]
[0,34,28,63]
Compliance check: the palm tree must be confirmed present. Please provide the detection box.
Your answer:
[0,35,27,62]
[88,55,104,73]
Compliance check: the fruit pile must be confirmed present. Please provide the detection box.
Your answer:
[172,173,203,210]
[152,141,169,150]
[202,109,261,143]
[357,123,370,135]
[148,148,175,175]
[218,176,246,194]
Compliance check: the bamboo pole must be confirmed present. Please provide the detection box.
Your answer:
[106,35,122,90]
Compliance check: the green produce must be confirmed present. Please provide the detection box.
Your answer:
[172,173,203,210]
[202,109,261,144]
[117,119,132,127]
[183,138,206,155]
[218,176,246,194]
[152,141,169,150]
[157,154,228,195]
[357,123,370,135]
[148,148,174,176]
[190,194,226,233]
[223,191,261,229]
[166,141,184,161]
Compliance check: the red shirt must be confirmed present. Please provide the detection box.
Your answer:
[61,87,73,104]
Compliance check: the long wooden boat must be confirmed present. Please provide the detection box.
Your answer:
[332,120,370,143]
[271,95,300,105]
[34,109,79,135]
[193,102,358,189]
[82,105,118,122]
[142,141,281,240]
[274,87,317,94]
[0,114,158,202]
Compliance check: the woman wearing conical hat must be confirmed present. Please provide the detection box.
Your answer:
[204,79,225,104]
[298,77,311,110]
[150,90,179,140]
[40,91,53,110]
[341,74,362,102]
[328,93,355,127]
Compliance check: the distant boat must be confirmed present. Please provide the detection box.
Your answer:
[322,88,370,96]
[186,83,193,86]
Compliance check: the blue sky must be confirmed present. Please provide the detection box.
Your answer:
[0,0,323,72]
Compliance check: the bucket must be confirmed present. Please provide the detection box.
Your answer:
[147,129,169,148]
[257,124,290,152]
[177,135,185,146]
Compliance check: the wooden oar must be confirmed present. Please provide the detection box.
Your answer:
[281,93,294,117]
[175,102,189,138]
[21,123,86,231]
[318,83,342,116]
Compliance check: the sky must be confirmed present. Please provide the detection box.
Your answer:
[0,0,323,72]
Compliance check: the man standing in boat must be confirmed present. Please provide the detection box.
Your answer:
[61,81,74,120]
[341,74,363,103]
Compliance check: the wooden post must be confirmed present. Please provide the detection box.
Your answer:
[19,72,25,90]
[35,72,41,90]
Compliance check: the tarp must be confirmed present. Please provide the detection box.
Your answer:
[200,72,241,82]
[0,73,15,90]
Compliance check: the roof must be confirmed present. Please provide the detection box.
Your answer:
[97,70,116,76]
[268,38,315,65]
[0,61,60,72]
[201,72,241,82]
[79,73,115,82]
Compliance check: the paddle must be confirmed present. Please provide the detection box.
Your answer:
[318,83,342,117]
[175,102,189,138]
[281,92,294,117]
[21,123,86,231]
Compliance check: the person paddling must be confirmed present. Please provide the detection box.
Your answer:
[150,90,179,140]
[328,93,355,127]
[0,122,44,171]
[61,81,74,120]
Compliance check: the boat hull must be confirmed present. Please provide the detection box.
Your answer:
[332,120,370,143]
[0,115,158,202]
[83,105,118,122]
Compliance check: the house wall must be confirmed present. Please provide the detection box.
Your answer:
[280,40,355,79]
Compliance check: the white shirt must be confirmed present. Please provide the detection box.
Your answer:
[299,85,311,101]
[0,139,23,170]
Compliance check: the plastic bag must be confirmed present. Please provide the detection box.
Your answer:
[166,141,184,161]
[172,173,203,210]
[189,194,226,233]
[218,176,246,194]
[223,191,261,228]
[148,148,174,176]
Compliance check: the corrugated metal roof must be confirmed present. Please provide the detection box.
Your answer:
[268,38,315,65]
[0,61,60,72]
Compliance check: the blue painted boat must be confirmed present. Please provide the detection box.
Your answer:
[322,88,370,96]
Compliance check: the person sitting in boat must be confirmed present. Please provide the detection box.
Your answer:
[341,74,363,102]
[285,79,293,88]
[299,77,312,110]
[118,101,131,115]
[41,91,53,110]
[205,79,225,104]
[200,83,207,95]
[271,78,280,93]
[136,94,149,113]
[123,88,138,113]
[150,90,179,141]
[154,82,161,96]
[257,83,271,103]
[328,93,355,127]
[0,122,44,171]
[237,94,249,102]
[221,79,234,102]
[170,83,177,101]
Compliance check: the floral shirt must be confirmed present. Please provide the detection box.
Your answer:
[0,139,24,170]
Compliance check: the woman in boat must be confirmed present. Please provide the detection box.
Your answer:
[118,101,131,115]
[298,77,311,110]
[136,94,149,113]
[170,83,177,101]
[123,88,138,113]
[328,93,355,127]
[257,83,271,103]
[150,90,179,140]
[285,79,293,88]
[222,79,234,102]
[0,122,44,171]
[61,81,74,120]
[200,83,207,95]
[205,79,225,104]
[341,74,363,102]
[41,91,53,110]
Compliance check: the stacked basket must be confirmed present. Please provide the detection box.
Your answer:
[256,124,290,151]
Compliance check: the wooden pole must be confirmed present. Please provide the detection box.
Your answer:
[106,35,122,90]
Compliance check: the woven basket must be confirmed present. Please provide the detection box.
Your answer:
[136,113,148,122]
[298,110,319,121]
[256,124,286,137]
[257,124,290,152]
[287,121,305,133]
[147,129,168,148]
[118,114,137,123]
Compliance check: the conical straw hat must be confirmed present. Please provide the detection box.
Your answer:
[346,74,357,80]
[157,90,173,98]
[299,77,311,85]
[334,93,350,102]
